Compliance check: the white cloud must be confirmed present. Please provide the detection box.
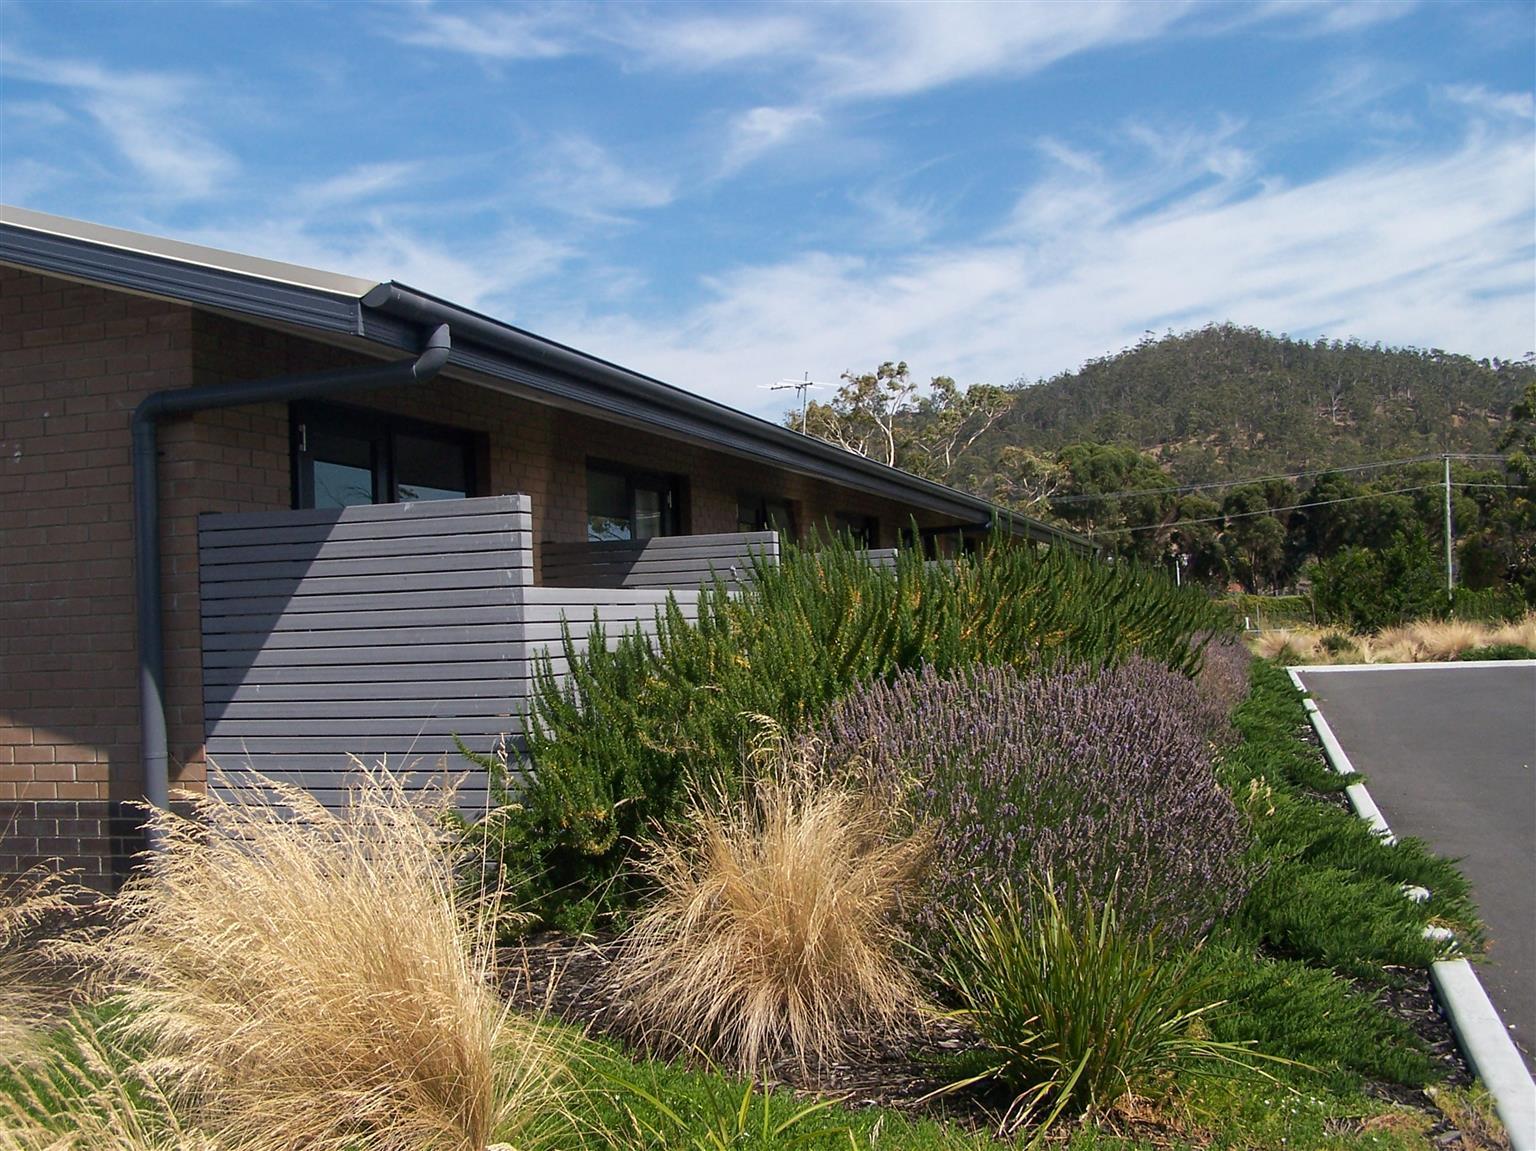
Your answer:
[388,2,577,60]
[527,134,676,221]
[182,212,573,312]
[720,105,822,175]
[0,47,236,198]
[295,162,422,211]
[531,123,1533,418]
[1443,84,1536,121]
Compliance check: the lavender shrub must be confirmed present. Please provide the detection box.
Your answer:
[814,657,1251,948]
[1192,636,1253,747]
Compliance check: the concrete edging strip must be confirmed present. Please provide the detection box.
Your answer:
[1290,666,1536,1150]
[1299,659,1536,674]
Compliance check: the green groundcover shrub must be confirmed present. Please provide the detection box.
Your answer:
[477,536,1224,926]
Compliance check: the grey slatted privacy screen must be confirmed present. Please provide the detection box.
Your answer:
[198,496,779,813]
[540,531,779,589]
[199,495,533,811]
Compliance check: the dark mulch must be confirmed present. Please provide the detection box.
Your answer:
[498,931,1490,1147]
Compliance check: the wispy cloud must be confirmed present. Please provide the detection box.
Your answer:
[720,105,821,175]
[527,134,676,221]
[1443,84,1535,121]
[540,121,1533,414]
[0,47,236,198]
[388,1,577,60]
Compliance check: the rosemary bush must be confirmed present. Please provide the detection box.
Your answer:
[503,536,1224,924]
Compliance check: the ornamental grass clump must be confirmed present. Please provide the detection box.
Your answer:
[608,723,931,1075]
[938,879,1260,1137]
[815,658,1251,949]
[82,768,572,1151]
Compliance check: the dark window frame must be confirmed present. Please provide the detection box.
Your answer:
[586,458,686,542]
[833,510,880,548]
[290,400,482,509]
[736,491,797,539]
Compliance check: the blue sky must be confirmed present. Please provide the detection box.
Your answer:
[2,1,1533,420]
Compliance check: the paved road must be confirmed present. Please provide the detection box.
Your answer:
[1296,664,1536,1074]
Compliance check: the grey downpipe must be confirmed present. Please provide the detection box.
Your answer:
[131,324,450,843]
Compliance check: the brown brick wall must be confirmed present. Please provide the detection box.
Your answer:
[2,265,969,885]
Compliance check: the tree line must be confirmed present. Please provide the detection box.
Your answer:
[790,327,1536,609]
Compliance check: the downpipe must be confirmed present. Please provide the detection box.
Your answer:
[130,324,450,848]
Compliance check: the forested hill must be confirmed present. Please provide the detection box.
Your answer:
[984,324,1532,482]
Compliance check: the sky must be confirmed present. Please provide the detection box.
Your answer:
[1,0,1533,421]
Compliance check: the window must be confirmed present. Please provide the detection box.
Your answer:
[737,492,796,538]
[586,460,684,542]
[292,402,477,509]
[834,511,879,548]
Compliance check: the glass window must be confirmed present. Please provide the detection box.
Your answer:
[834,511,879,548]
[737,493,796,538]
[586,462,683,542]
[394,430,470,502]
[293,403,476,509]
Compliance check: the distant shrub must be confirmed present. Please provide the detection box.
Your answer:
[1193,637,1252,741]
[1460,642,1536,661]
[503,536,1225,924]
[813,658,1251,949]
[607,723,930,1074]
[1320,632,1357,659]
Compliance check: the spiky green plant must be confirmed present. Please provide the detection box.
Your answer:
[936,879,1270,1138]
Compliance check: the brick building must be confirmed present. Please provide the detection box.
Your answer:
[0,206,1081,888]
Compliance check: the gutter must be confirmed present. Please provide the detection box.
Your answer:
[130,324,451,842]
[361,284,1094,553]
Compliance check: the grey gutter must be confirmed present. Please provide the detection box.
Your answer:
[360,284,1093,553]
[130,325,451,840]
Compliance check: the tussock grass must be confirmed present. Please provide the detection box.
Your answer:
[60,768,572,1151]
[609,723,931,1074]
[1247,611,1536,664]
[0,867,78,1061]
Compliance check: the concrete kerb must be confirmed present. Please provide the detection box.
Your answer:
[1288,666,1536,1151]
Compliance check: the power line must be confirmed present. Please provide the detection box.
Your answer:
[1047,452,1511,506]
[1096,485,1440,536]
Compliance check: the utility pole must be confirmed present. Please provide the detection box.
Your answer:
[1443,453,1454,603]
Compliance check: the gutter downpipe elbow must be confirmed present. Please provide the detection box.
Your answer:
[130,324,450,850]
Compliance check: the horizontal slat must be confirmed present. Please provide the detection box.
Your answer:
[208,731,509,754]
[200,531,525,567]
[203,587,517,618]
[202,623,522,654]
[206,752,505,774]
[204,605,519,636]
[200,570,525,601]
[208,716,515,739]
[205,678,526,704]
[198,513,534,547]
[208,698,521,721]
[197,550,526,585]
[202,661,522,687]
[203,643,523,669]
[521,588,699,607]
[199,494,530,533]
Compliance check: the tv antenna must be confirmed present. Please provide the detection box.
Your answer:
[763,372,836,432]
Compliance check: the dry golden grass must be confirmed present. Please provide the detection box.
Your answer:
[609,723,931,1075]
[1489,613,1536,651]
[1247,611,1536,665]
[0,867,78,1062]
[0,1011,217,1151]
[1249,629,1324,663]
[59,767,572,1151]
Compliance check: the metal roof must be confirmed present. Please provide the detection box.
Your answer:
[0,204,1092,550]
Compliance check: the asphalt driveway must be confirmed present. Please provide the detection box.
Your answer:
[1295,664,1536,1073]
